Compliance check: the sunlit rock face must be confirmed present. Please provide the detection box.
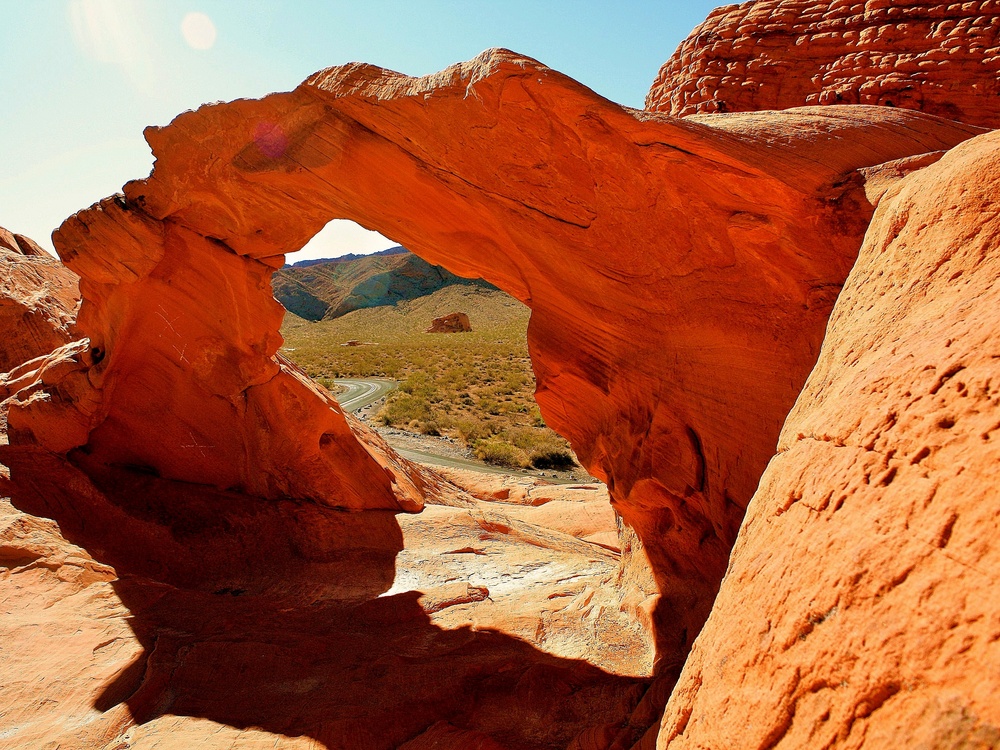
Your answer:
[647,0,1000,129]
[4,47,979,666]
[0,227,78,375]
[6,195,438,512]
[658,126,1000,750]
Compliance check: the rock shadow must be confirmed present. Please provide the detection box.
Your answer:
[4,447,655,749]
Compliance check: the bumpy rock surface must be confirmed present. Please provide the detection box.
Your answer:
[426,311,472,333]
[658,129,1000,749]
[0,227,78,373]
[4,49,980,666]
[648,0,1000,128]
[0,448,657,749]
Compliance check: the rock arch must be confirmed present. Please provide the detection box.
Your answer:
[5,49,981,664]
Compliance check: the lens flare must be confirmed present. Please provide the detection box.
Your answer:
[254,122,289,159]
[181,11,217,50]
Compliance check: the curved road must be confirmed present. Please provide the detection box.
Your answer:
[335,378,399,413]
[334,378,579,484]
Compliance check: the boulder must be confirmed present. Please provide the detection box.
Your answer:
[0,227,79,374]
[426,311,471,333]
[647,0,1000,129]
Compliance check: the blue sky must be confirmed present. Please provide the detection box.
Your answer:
[1,1,720,260]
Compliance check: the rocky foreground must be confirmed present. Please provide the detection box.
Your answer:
[2,1,998,748]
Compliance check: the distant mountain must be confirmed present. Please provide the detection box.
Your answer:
[285,245,408,268]
[273,247,496,321]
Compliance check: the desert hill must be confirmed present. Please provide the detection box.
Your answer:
[279,285,580,473]
[272,245,496,321]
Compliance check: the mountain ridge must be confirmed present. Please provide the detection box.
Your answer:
[273,247,497,321]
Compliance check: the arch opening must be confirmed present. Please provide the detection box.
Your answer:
[276,218,586,482]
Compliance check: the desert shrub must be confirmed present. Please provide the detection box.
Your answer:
[454,418,490,443]
[528,446,576,470]
[501,428,577,469]
[473,437,526,468]
[416,420,442,436]
[377,393,431,426]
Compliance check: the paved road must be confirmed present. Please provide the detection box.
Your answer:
[335,378,398,413]
[392,446,576,483]
[334,378,580,484]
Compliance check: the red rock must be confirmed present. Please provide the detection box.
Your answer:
[0,445,657,749]
[3,49,981,667]
[0,227,79,373]
[398,721,506,750]
[6,198,432,513]
[0,17,993,750]
[429,468,621,551]
[426,311,471,333]
[658,129,1000,749]
[647,0,1000,128]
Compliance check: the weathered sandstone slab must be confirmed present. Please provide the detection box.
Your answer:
[648,0,1000,129]
[0,227,79,373]
[4,49,981,664]
[0,446,657,749]
[658,128,1000,749]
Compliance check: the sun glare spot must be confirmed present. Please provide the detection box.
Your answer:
[69,0,142,64]
[181,11,217,50]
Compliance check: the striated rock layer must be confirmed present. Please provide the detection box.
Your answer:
[0,227,79,374]
[5,48,981,664]
[658,129,1000,748]
[647,0,1000,128]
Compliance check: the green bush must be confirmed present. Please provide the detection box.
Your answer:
[377,393,431,426]
[528,446,576,470]
[473,437,526,468]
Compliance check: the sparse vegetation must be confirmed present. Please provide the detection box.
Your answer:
[279,284,578,471]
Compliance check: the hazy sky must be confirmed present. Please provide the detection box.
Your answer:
[2,0,719,260]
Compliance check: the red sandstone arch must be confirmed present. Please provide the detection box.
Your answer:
[4,49,981,664]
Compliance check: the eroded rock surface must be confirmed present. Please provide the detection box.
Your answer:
[6,200,435,513]
[648,0,1000,128]
[0,447,657,750]
[658,128,1000,749]
[3,49,981,665]
[0,227,78,373]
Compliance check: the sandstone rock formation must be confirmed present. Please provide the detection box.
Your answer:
[0,227,79,373]
[426,311,472,333]
[0,446,657,749]
[5,197,436,513]
[3,5,999,744]
[648,0,1000,129]
[3,49,981,668]
[658,128,1000,749]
